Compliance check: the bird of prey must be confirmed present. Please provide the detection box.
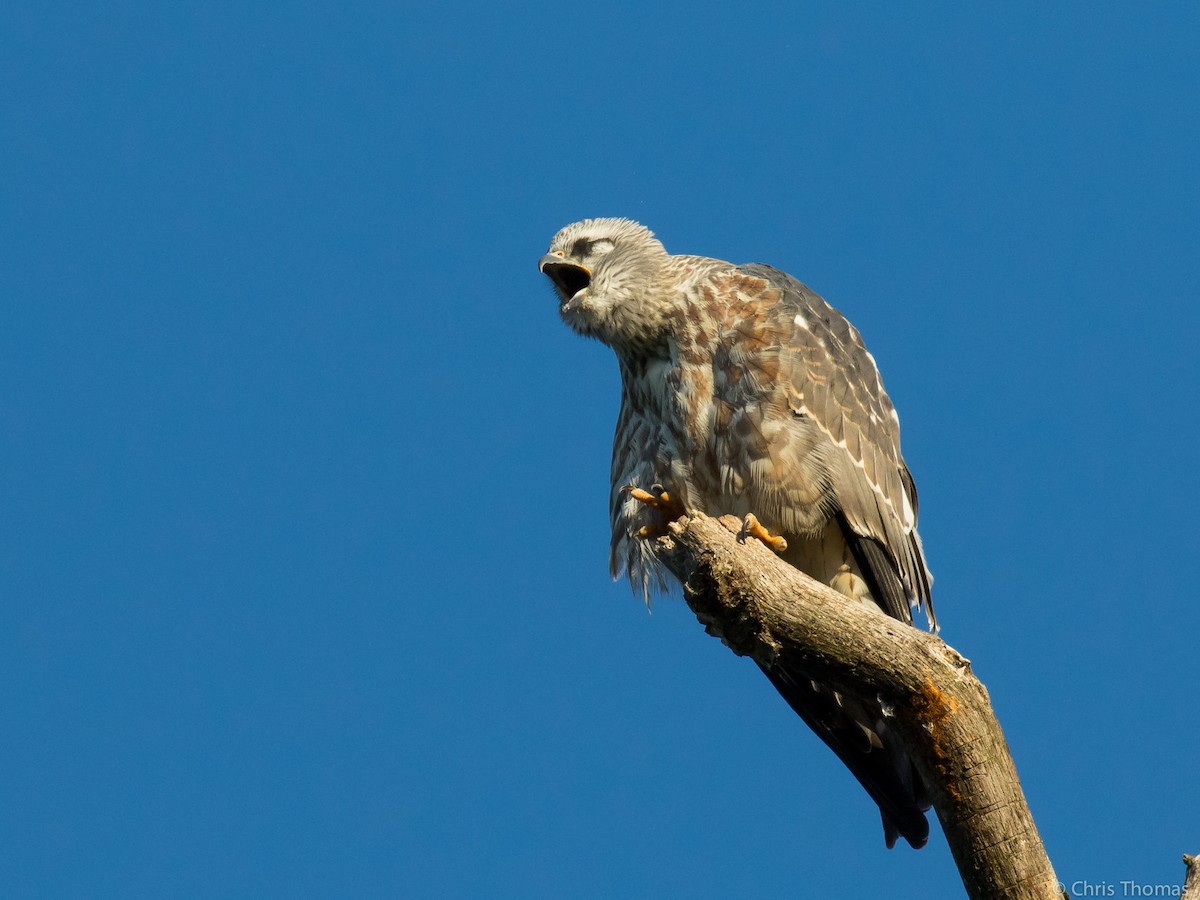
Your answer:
[539,217,938,849]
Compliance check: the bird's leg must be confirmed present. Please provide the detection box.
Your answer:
[622,483,680,512]
[621,483,684,538]
[624,485,672,509]
[738,513,789,553]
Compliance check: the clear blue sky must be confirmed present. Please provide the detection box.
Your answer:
[3,2,1197,897]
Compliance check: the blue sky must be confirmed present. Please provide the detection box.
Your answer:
[3,2,1197,897]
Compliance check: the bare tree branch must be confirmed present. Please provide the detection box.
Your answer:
[652,512,1060,900]
[1182,854,1200,900]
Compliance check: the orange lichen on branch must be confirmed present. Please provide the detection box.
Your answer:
[912,674,964,801]
[914,673,959,723]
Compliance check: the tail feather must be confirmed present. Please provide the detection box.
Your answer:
[759,663,930,849]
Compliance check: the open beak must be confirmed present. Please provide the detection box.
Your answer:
[539,254,592,301]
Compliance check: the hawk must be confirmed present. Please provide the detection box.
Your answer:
[539,217,938,849]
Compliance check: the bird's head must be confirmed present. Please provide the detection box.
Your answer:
[540,218,671,349]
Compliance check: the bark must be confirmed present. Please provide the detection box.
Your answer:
[1182,854,1200,900]
[651,512,1060,900]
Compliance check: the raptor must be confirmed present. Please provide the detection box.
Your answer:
[540,217,937,849]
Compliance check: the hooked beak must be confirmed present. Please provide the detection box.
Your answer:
[539,253,592,302]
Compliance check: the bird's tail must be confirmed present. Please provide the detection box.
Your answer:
[758,663,931,849]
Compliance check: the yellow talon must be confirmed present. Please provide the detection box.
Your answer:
[623,484,683,536]
[739,513,788,553]
[624,485,673,509]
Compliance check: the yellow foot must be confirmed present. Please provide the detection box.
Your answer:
[621,484,683,538]
[622,483,675,511]
[738,513,788,553]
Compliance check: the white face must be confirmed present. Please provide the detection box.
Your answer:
[540,218,668,347]
[541,231,618,302]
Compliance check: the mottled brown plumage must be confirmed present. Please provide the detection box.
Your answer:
[540,217,937,849]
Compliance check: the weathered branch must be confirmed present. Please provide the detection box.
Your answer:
[652,512,1060,900]
[1182,854,1200,900]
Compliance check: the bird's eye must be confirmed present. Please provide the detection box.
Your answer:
[571,238,616,257]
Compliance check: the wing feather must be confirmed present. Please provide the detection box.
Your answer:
[737,262,935,630]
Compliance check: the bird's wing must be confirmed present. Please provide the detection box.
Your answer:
[737,262,935,630]
[732,262,936,849]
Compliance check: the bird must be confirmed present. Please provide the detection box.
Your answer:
[539,217,938,849]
